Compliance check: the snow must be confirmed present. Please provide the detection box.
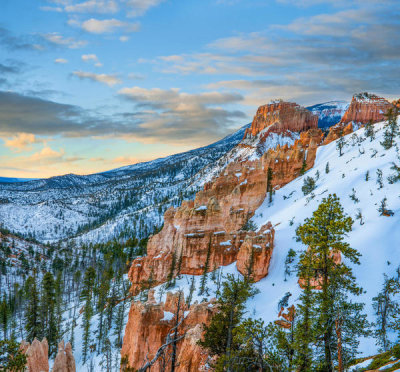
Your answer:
[248,118,400,357]
[161,311,175,321]
[348,358,372,371]
[220,240,231,246]
[195,205,207,211]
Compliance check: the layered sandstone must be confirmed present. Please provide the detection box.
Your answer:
[121,291,215,371]
[128,127,323,294]
[123,102,324,370]
[244,101,318,138]
[324,93,392,144]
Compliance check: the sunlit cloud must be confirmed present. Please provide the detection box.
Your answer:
[78,18,140,34]
[72,71,121,86]
[42,32,87,49]
[55,58,68,63]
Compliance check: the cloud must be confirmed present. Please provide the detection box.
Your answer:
[0,88,245,146]
[42,32,87,49]
[153,0,400,104]
[119,35,129,42]
[55,58,68,64]
[72,71,121,86]
[81,53,102,66]
[125,0,165,17]
[4,133,40,152]
[117,86,245,145]
[65,0,119,13]
[79,18,140,33]
[0,27,44,51]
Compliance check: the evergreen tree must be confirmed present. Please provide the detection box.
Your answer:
[166,251,177,289]
[41,272,58,355]
[301,177,316,196]
[372,274,400,351]
[199,238,212,296]
[24,275,41,342]
[381,107,399,150]
[325,162,330,174]
[364,120,375,141]
[296,194,367,371]
[336,136,345,157]
[284,249,296,281]
[0,339,27,372]
[186,276,196,308]
[300,157,307,176]
[199,274,259,371]
[267,167,274,203]
[81,266,96,363]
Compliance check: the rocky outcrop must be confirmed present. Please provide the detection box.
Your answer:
[122,101,324,370]
[236,223,275,281]
[340,93,391,125]
[244,101,318,138]
[324,93,392,144]
[121,291,215,371]
[21,338,49,372]
[20,338,76,372]
[52,341,76,372]
[128,126,323,294]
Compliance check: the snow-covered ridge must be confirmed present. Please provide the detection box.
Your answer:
[307,100,349,129]
[0,125,249,243]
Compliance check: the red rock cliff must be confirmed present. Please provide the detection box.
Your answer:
[122,101,324,370]
[324,93,392,144]
[121,291,215,371]
[244,101,318,138]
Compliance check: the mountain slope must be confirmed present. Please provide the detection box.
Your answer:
[0,124,249,243]
[307,100,349,128]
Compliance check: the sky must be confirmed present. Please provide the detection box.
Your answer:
[0,0,399,178]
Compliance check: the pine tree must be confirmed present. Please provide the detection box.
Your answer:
[166,251,177,289]
[301,177,316,196]
[267,167,274,203]
[325,162,330,174]
[41,272,58,355]
[24,275,41,342]
[372,274,400,351]
[364,120,375,141]
[300,158,307,176]
[0,297,9,340]
[381,107,399,150]
[199,274,259,371]
[284,249,296,281]
[296,194,367,371]
[186,276,196,308]
[336,136,345,157]
[81,266,96,363]
[199,238,212,296]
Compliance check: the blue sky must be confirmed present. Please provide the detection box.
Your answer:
[0,0,399,177]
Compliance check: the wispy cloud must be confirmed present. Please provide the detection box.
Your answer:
[42,32,87,49]
[55,58,68,63]
[81,53,102,67]
[72,71,121,85]
[77,18,140,34]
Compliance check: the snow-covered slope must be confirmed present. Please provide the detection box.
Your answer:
[248,117,400,355]
[150,117,400,360]
[0,125,249,243]
[307,101,349,128]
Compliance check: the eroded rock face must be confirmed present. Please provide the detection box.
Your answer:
[21,338,49,372]
[324,93,392,144]
[123,102,324,370]
[244,101,318,138]
[52,341,76,372]
[121,291,215,372]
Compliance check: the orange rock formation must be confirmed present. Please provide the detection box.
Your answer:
[244,101,318,138]
[122,101,323,371]
[21,338,49,372]
[121,291,215,371]
[324,93,392,144]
